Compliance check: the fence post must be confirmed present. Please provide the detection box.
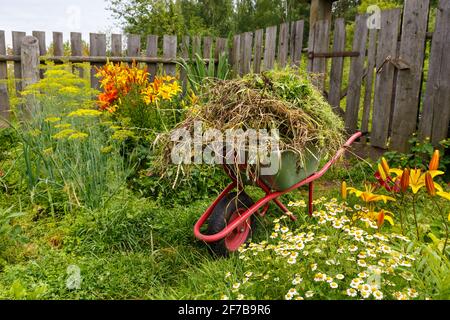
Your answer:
[21,35,40,118]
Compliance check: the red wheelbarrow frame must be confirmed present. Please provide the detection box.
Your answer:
[194,131,363,244]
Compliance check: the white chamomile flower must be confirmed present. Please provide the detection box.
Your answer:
[292,277,303,285]
[232,283,240,290]
[221,295,229,300]
[350,278,363,289]
[407,288,419,298]
[357,259,367,267]
[358,272,368,278]
[336,274,345,280]
[225,272,231,278]
[280,226,289,233]
[237,294,245,300]
[373,290,383,300]
[330,282,338,289]
[305,291,314,298]
[346,288,357,297]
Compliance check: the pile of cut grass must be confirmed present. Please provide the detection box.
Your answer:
[156,68,345,180]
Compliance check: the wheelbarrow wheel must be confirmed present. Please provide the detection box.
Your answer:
[206,191,256,257]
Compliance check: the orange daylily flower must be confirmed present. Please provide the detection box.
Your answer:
[400,168,410,193]
[377,210,385,228]
[425,172,436,196]
[429,150,440,171]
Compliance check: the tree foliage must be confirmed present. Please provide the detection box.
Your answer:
[107,0,311,37]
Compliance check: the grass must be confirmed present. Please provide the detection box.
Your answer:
[0,156,369,300]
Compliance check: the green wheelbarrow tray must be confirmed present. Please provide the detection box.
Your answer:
[226,144,322,192]
[260,145,322,191]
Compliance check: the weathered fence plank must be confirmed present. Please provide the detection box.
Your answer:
[32,31,46,79]
[345,15,368,132]
[192,36,201,56]
[232,35,241,75]
[71,32,84,78]
[146,35,158,81]
[311,20,330,91]
[111,34,122,56]
[253,29,264,73]
[32,31,47,56]
[391,0,430,152]
[203,36,212,59]
[12,31,26,92]
[289,22,296,64]
[89,33,107,90]
[0,31,9,126]
[215,37,227,60]
[181,36,190,93]
[293,20,304,67]
[361,28,378,141]
[263,26,277,71]
[241,32,253,75]
[163,35,177,76]
[278,22,289,67]
[71,32,83,56]
[419,0,450,145]
[21,36,40,117]
[371,9,402,148]
[52,32,64,57]
[328,18,345,112]
[127,34,141,57]
[239,33,245,75]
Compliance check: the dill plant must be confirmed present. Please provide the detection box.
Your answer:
[10,63,133,210]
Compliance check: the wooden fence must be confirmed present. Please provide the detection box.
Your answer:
[0,0,449,153]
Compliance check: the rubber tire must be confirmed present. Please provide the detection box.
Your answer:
[206,191,256,257]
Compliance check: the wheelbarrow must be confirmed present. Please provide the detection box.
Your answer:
[194,131,363,256]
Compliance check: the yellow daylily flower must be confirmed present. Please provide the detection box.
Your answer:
[378,163,387,181]
[381,158,390,177]
[347,185,396,203]
[409,169,444,194]
[389,168,404,181]
[437,191,450,201]
[341,181,347,200]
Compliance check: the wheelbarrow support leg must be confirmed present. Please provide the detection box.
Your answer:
[308,181,314,216]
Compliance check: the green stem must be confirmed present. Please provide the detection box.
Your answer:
[412,194,420,240]
[431,198,449,254]
[399,193,405,236]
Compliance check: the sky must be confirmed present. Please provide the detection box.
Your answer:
[0,0,122,48]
